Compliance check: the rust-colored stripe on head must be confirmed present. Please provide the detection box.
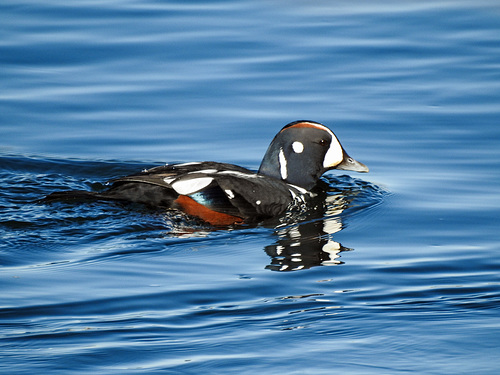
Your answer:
[280,121,330,133]
[174,195,244,226]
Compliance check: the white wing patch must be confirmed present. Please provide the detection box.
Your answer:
[163,168,264,197]
[174,162,203,167]
[171,177,214,195]
[189,169,218,175]
[279,148,288,180]
[225,189,235,199]
[163,176,176,185]
[217,170,260,179]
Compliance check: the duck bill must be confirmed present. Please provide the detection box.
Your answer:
[334,153,369,173]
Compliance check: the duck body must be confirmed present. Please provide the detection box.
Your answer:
[45,121,368,226]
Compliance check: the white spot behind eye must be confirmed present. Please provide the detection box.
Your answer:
[292,141,304,153]
[279,148,288,180]
[218,170,259,178]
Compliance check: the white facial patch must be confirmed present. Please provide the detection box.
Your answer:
[322,135,343,168]
[292,141,304,153]
[171,177,213,195]
[279,148,288,180]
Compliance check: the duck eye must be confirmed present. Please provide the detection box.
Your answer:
[318,139,328,146]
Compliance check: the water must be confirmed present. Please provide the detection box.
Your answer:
[2,0,500,374]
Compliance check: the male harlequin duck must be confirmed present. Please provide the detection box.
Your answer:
[45,120,368,225]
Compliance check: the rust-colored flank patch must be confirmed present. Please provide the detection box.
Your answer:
[174,195,244,226]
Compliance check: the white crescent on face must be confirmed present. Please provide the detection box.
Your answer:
[322,134,343,168]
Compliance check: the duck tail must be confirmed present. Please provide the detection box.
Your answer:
[41,190,101,203]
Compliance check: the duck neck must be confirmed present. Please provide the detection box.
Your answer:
[258,149,317,191]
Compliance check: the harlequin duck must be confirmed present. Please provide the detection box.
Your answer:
[45,120,368,225]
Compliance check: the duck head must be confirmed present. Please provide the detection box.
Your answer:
[258,120,368,190]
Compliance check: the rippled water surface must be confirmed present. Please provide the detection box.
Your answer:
[2,1,500,374]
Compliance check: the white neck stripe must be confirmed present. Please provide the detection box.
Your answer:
[279,148,288,180]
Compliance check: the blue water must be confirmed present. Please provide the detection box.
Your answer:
[2,1,500,374]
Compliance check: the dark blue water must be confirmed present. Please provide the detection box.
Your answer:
[2,1,500,374]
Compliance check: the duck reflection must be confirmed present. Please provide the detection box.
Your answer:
[264,184,354,272]
[265,219,351,271]
[161,175,383,272]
